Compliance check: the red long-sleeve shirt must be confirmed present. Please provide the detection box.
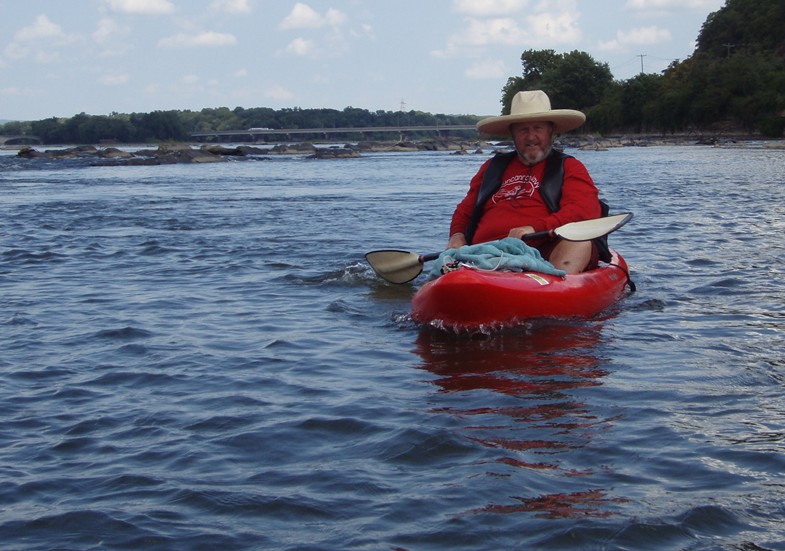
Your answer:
[450,153,601,244]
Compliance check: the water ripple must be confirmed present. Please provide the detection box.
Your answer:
[2,148,785,549]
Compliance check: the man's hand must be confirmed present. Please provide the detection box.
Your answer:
[507,226,536,240]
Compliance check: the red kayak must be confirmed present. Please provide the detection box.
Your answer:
[411,250,632,331]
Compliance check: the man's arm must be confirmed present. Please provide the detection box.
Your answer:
[447,232,467,249]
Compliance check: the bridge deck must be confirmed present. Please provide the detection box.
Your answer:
[190,124,479,138]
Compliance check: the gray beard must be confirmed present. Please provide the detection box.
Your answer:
[518,144,552,166]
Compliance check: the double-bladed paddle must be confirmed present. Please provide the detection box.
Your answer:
[365,212,633,284]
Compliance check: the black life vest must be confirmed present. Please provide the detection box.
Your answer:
[464,149,612,262]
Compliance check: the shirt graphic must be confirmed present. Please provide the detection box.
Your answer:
[491,174,539,204]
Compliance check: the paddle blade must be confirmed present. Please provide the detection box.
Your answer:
[365,250,424,284]
[554,212,633,242]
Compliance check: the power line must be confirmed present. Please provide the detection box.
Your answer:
[610,57,640,72]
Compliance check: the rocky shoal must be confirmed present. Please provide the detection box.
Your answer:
[13,135,784,165]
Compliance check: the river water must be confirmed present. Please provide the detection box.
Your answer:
[1,143,784,550]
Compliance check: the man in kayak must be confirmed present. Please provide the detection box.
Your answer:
[447,90,602,274]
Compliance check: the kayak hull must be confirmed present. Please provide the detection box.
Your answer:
[411,250,630,330]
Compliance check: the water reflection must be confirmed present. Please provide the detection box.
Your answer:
[474,488,627,518]
[413,321,626,518]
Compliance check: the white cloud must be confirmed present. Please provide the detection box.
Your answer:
[15,14,67,41]
[1,86,23,96]
[93,18,133,56]
[93,17,130,43]
[620,26,672,44]
[157,31,237,48]
[465,59,508,79]
[265,84,295,101]
[100,73,130,86]
[323,8,347,26]
[524,0,582,42]
[464,17,525,46]
[5,14,77,62]
[235,68,248,77]
[4,42,29,61]
[104,0,175,15]
[598,25,672,52]
[285,37,314,56]
[281,3,322,29]
[435,0,581,58]
[453,0,529,16]
[34,51,61,63]
[355,23,375,40]
[280,3,346,29]
[625,0,723,10]
[277,4,355,59]
[209,0,252,14]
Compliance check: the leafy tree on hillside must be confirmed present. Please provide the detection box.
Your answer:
[497,0,785,136]
[501,49,560,113]
[540,50,613,110]
[500,49,613,115]
[582,85,617,134]
[500,76,525,114]
[619,73,664,133]
[697,0,785,56]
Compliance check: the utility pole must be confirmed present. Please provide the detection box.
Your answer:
[723,43,735,57]
[637,54,647,74]
[397,99,406,129]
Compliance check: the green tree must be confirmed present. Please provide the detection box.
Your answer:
[133,111,188,141]
[0,120,24,135]
[697,0,785,56]
[500,49,560,113]
[619,73,664,132]
[31,117,67,143]
[540,50,613,110]
[520,49,559,86]
[585,83,623,134]
[500,76,526,115]
[501,49,613,116]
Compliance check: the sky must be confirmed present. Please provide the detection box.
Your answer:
[0,0,727,121]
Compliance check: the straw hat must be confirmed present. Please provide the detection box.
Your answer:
[477,90,586,136]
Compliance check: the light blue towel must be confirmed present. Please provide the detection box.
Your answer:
[429,237,566,278]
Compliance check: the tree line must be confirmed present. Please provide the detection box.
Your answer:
[0,107,480,145]
[2,0,782,144]
[501,0,784,137]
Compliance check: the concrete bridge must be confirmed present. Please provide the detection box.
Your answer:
[0,135,42,145]
[190,124,478,142]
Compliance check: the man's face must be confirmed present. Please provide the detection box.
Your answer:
[510,121,554,165]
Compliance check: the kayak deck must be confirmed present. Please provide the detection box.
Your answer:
[411,250,631,330]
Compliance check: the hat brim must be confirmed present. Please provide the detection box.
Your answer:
[476,109,586,136]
